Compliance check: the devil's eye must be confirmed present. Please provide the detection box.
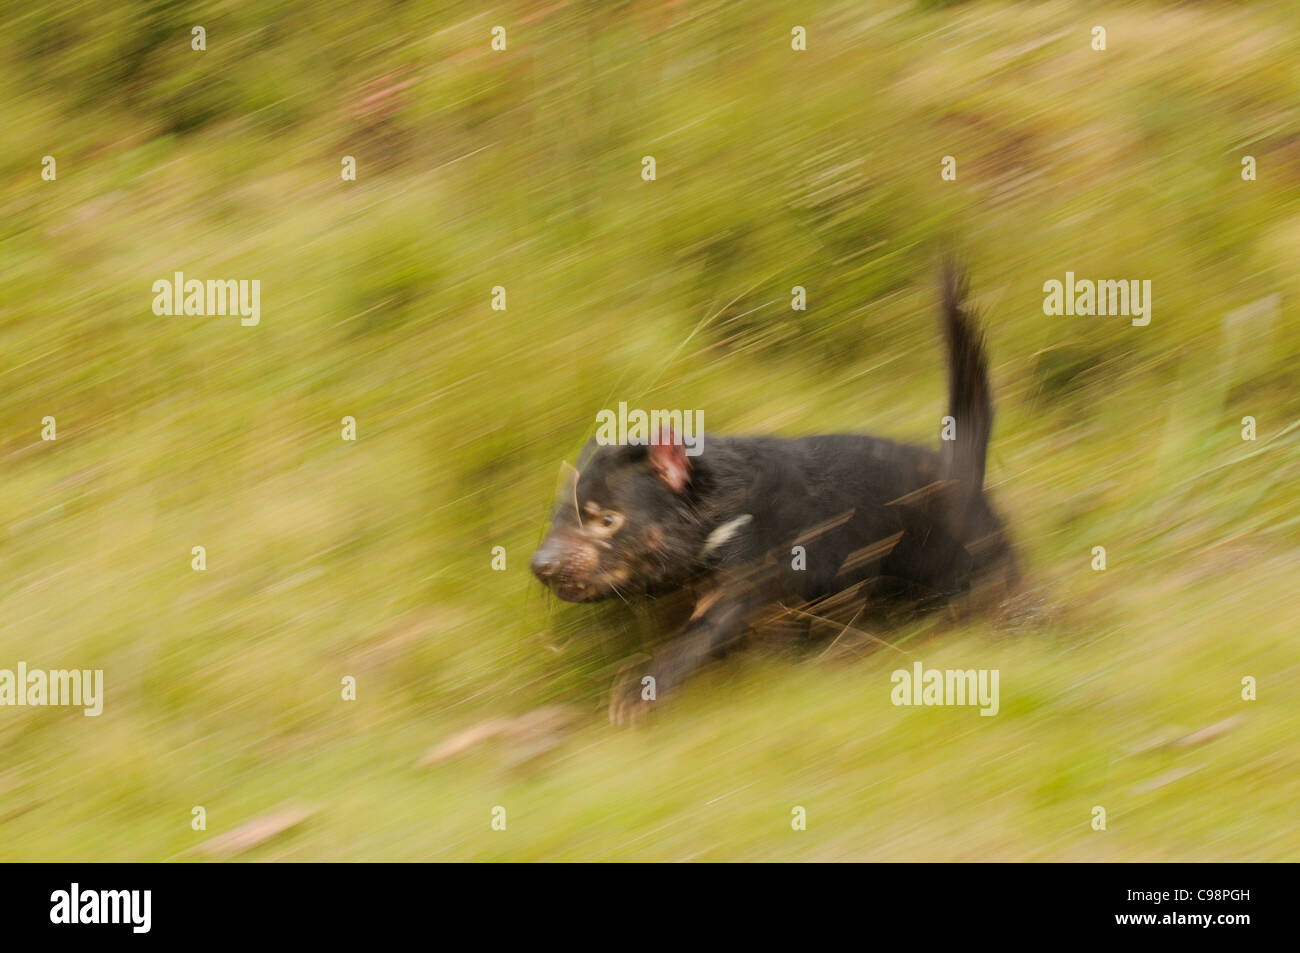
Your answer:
[589,510,625,534]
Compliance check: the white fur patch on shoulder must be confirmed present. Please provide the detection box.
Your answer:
[700,514,752,556]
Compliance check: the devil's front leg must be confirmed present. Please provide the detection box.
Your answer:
[609,585,760,726]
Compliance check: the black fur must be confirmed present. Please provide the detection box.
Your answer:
[532,265,1017,721]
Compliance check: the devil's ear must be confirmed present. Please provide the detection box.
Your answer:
[648,426,690,493]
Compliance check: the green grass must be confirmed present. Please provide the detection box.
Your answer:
[1,0,1298,860]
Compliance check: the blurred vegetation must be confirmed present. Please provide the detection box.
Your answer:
[1,0,1297,860]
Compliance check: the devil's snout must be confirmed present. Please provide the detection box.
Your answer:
[531,541,561,583]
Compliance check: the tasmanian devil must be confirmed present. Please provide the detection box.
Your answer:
[531,264,1018,723]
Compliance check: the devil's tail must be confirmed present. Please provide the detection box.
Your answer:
[939,261,993,538]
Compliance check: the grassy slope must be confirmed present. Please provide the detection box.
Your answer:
[1,0,1298,860]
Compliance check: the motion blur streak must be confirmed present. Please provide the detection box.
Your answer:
[1,1,1297,860]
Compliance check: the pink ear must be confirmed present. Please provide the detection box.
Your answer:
[649,425,690,492]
